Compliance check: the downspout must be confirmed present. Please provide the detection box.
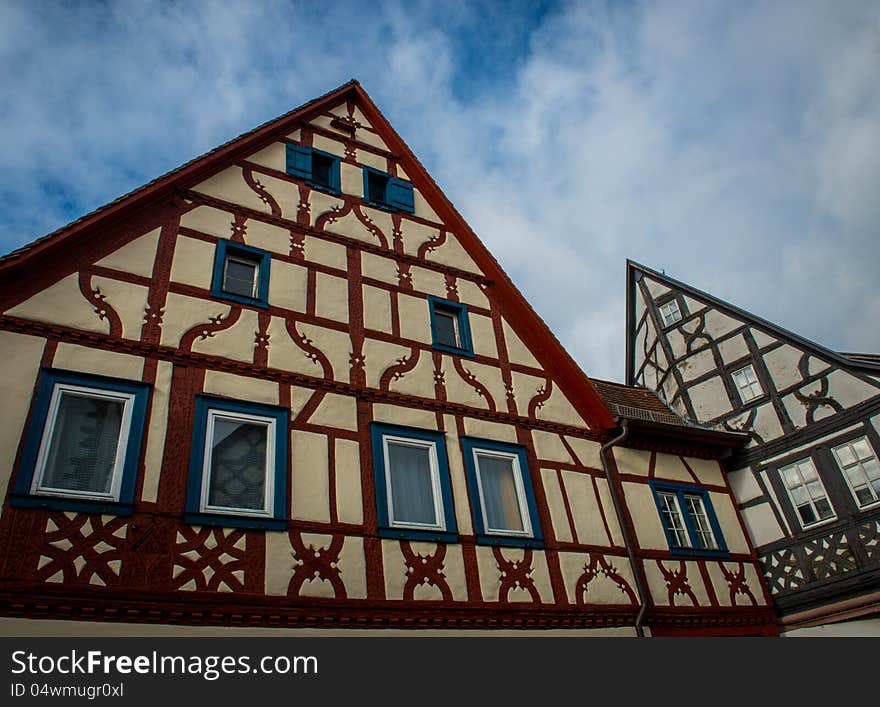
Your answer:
[599,419,651,638]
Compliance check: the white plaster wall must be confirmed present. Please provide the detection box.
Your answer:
[397,294,431,344]
[170,236,215,290]
[727,467,762,503]
[179,205,235,239]
[685,457,724,486]
[826,369,880,408]
[361,252,398,285]
[95,227,160,278]
[558,551,636,605]
[387,353,436,400]
[443,414,473,536]
[372,403,438,430]
[540,469,572,543]
[297,323,352,383]
[475,546,552,604]
[92,277,149,341]
[269,260,308,312]
[304,236,347,271]
[362,338,411,389]
[562,471,611,546]
[291,430,330,522]
[502,319,540,368]
[717,334,750,366]
[142,360,173,503]
[54,343,144,381]
[764,344,804,391]
[741,503,785,547]
[624,482,667,550]
[564,436,602,469]
[644,276,671,299]
[244,219,290,255]
[461,418,518,444]
[532,431,574,464]
[362,285,392,334]
[709,491,749,554]
[653,453,694,483]
[314,272,349,323]
[702,310,741,339]
[752,403,784,442]
[203,370,278,405]
[192,166,271,214]
[689,376,732,420]
[192,308,259,363]
[677,348,716,382]
[7,274,108,334]
[468,313,498,360]
[244,142,285,172]
[612,447,651,476]
[334,438,363,526]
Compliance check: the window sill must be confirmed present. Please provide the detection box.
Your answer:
[307,181,341,197]
[432,343,475,358]
[184,513,287,531]
[476,534,543,549]
[378,527,458,543]
[11,494,135,516]
[668,547,730,559]
[210,291,270,309]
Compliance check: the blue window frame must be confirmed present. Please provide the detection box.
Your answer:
[370,422,457,542]
[361,166,415,213]
[285,144,341,195]
[649,481,728,557]
[11,369,150,515]
[460,437,543,548]
[428,296,474,357]
[211,240,271,308]
[186,395,288,530]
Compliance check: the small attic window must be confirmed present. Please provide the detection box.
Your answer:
[286,145,341,195]
[211,241,271,308]
[362,167,415,213]
[428,297,473,357]
[659,300,682,327]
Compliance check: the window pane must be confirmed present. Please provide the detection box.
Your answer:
[798,462,818,482]
[684,495,715,550]
[387,442,436,525]
[208,417,268,511]
[798,504,817,525]
[835,444,856,467]
[368,172,388,204]
[782,468,801,488]
[434,310,458,348]
[311,154,332,187]
[855,487,875,506]
[814,498,833,519]
[42,392,123,494]
[223,258,257,297]
[853,438,872,460]
[659,492,688,547]
[478,454,524,532]
[789,485,809,505]
[862,459,880,480]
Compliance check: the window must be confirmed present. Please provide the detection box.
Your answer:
[649,481,728,556]
[12,370,150,514]
[361,167,415,213]
[211,240,271,308]
[370,422,457,542]
[285,144,341,195]
[732,364,763,402]
[186,396,288,529]
[428,296,474,357]
[461,437,542,547]
[779,458,835,527]
[832,436,880,509]
[659,300,682,327]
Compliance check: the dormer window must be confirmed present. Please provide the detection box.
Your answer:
[732,364,763,403]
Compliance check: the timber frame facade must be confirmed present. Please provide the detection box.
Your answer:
[627,260,880,633]
[0,82,776,636]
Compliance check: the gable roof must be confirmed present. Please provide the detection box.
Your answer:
[0,80,616,431]
[625,259,880,385]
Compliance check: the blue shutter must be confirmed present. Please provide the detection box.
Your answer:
[330,155,342,193]
[388,178,415,213]
[286,144,312,179]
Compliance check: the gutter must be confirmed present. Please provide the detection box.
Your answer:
[599,419,652,637]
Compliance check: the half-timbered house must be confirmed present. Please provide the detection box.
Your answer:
[0,82,775,636]
[627,260,880,635]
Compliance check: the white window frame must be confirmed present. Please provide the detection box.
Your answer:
[434,307,461,348]
[199,409,275,518]
[471,447,533,537]
[659,300,682,327]
[382,434,446,532]
[222,254,259,298]
[657,491,690,548]
[832,436,880,510]
[682,493,718,550]
[732,364,763,403]
[779,457,836,529]
[30,383,136,502]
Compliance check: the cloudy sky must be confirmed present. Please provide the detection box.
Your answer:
[2,0,879,382]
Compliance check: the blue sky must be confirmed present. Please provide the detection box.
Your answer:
[2,0,879,381]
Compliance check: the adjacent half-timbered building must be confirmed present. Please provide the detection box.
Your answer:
[0,82,775,636]
[627,260,880,634]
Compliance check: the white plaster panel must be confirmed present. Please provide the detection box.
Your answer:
[532,431,574,464]
[243,219,290,255]
[752,402,784,442]
[141,360,172,503]
[192,308,259,363]
[398,294,431,344]
[170,236,215,290]
[307,393,358,431]
[703,309,741,339]
[677,348,717,382]
[264,531,294,596]
[361,252,399,285]
[477,547,551,603]
[0,332,45,502]
[304,236,347,271]
[644,276,671,299]
[727,467,762,503]
[291,430,330,522]
[297,323,352,383]
[95,227,160,278]
[653,453,694,483]
[563,471,611,546]
[440,544,468,602]
[269,260,308,313]
[284,129,301,142]
[758,469,792,535]
[563,436,602,469]
[444,359,491,409]
[751,329,778,348]
[460,418,518,443]
[192,166,271,213]
[540,469,573,543]
[709,491,749,554]
[594,477,624,546]
[808,356,831,375]
[826,369,879,408]
[717,334,750,366]
[764,344,804,391]
[689,376,732,420]
[93,277,149,341]
[559,552,636,605]
[372,403,437,430]
[412,188,440,223]
[667,328,687,359]
[424,232,480,273]
[468,313,498,360]
[684,457,724,486]
[408,266,447,298]
[624,482,667,550]
[335,439,363,526]
[742,562,767,605]
[324,209,385,247]
[362,285,392,334]
[351,106,374,129]
[502,319,541,368]
[179,206,235,238]
[309,190,347,229]
[314,272,349,323]
[399,219,438,257]
[266,317,328,377]
[362,338,411,389]
[782,393,808,429]
[7,273,108,334]
[872,414,880,439]
[682,295,705,314]
[311,134,346,158]
[244,142,285,172]
[536,387,584,428]
[382,539,413,600]
[54,343,144,381]
[443,414,473,536]
[356,149,388,171]
[159,294,228,348]
[705,562,733,606]
[339,162,364,198]
[203,370,278,405]
[612,447,650,476]
[355,128,387,151]
[458,360,507,413]
[387,351,436,399]
[740,503,785,548]
[456,279,489,309]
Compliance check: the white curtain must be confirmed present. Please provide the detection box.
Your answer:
[387,442,436,525]
[209,418,267,511]
[478,455,523,532]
